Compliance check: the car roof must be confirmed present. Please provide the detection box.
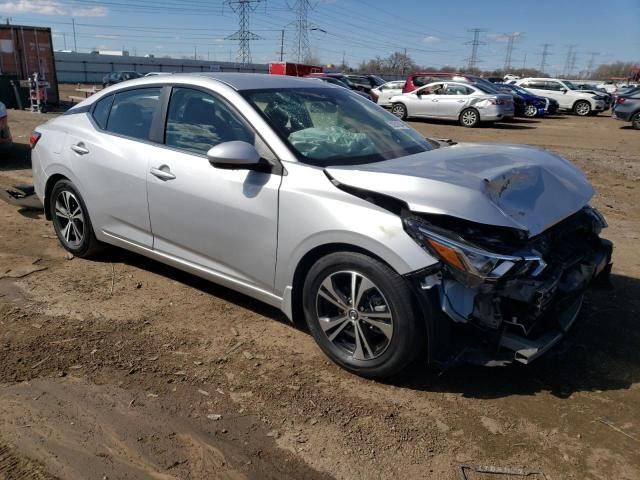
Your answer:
[128,72,329,91]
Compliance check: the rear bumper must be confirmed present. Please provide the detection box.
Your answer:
[612,109,632,121]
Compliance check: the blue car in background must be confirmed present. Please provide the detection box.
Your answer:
[495,83,548,117]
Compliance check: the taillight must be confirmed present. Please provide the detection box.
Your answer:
[30,131,41,148]
[616,97,626,104]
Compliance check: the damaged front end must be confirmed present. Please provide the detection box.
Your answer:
[403,206,612,366]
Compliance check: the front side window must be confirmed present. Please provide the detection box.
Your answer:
[165,87,254,155]
[106,87,161,140]
[243,87,432,167]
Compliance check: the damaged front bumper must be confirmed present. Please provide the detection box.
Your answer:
[406,207,613,367]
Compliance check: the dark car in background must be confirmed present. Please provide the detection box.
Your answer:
[102,71,143,87]
[612,86,640,129]
[495,83,548,118]
[574,83,612,106]
[342,74,386,92]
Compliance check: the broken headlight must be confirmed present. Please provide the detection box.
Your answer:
[404,218,545,286]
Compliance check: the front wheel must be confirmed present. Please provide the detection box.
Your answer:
[302,252,425,378]
[459,108,480,127]
[391,103,408,120]
[574,100,591,116]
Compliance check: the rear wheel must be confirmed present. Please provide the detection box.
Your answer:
[459,108,480,127]
[50,179,101,258]
[391,103,408,120]
[632,112,640,130]
[302,252,424,378]
[574,100,591,116]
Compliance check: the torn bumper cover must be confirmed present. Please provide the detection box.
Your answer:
[405,206,613,366]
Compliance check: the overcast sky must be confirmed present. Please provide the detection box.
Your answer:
[0,0,638,73]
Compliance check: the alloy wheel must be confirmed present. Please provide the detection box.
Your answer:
[524,104,538,117]
[315,271,394,361]
[54,190,85,248]
[575,102,590,116]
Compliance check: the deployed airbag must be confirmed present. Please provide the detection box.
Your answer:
[288,126,376,160]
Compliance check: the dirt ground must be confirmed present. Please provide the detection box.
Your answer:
[1,104,639,480]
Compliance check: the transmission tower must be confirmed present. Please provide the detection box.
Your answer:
[225,0,263,65]
[586,51,599,77]
[563,44,577,77]
[538,43,552,73]
[465,28,486,71]
[288,0,315,63]
[503,32,520,70]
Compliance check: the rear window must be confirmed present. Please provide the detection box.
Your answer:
[92,94,114,129]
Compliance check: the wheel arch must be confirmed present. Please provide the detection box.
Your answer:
[43,173,70,220]
[289,242,401,326]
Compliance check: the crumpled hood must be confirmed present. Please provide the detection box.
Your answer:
[325,143,594,237]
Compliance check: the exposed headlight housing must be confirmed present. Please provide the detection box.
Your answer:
[403,218,546,287]
[592,95,604,100]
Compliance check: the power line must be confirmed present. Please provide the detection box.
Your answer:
[538,43,552,73]
[224,0,264,64]
[465,28,486,70]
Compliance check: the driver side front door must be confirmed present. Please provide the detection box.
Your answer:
[146,86,282,296]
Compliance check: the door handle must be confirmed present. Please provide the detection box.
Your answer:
[457,100,465,103]
[432,99,439,102]
[70,143,89,155]
[150,165,176,181]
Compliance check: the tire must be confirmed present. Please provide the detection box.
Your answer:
[302,252,425,378]
[459,108,480,127]
[632,112,640,130]
[391,103,408,120]
[49,179,101,258]
[574,100,591,116]
[523,104,538,118]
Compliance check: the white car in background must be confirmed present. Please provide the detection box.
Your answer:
[371,80,405,107]
[515,78,608,116]
[390,81,514,127]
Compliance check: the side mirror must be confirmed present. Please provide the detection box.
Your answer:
[560,88,567,93]
[207,141,263,170]
[416,90,422,97]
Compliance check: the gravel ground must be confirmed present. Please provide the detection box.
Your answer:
[1,105,639,480]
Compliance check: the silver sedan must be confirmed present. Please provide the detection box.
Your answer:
[31,73,611,377]
[390,81,515,127]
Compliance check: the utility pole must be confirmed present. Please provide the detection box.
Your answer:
[279,29,285,61]
[503,32,520,71]
[72,18,77,52]
[465,28,486,71]
[194,45,197,60]
[62,32,67,50]
[224,0,263,65]
[539,43,552,73]
[522,52,527,69]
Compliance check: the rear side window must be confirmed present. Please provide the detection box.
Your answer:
[106,87,161,140]
[92,94,114,129]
